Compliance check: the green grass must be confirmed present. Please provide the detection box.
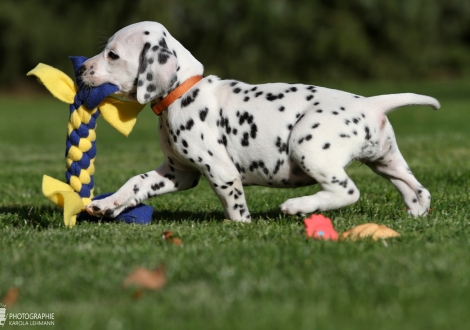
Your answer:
[0,79,469,330]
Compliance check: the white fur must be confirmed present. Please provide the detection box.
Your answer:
[81,21,440,222]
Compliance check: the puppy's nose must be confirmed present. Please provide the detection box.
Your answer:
[77,65,87,76]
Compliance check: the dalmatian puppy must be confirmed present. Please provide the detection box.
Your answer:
[80,21,440,222]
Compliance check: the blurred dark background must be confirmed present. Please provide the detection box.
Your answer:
[1,0,470,91]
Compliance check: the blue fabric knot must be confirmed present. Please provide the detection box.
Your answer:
[70,56,119,110]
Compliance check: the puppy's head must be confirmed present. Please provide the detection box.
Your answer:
[81,21,196,104]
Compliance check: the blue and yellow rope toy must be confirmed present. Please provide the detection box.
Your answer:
[27,56,153,227]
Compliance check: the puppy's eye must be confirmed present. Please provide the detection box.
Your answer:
[108,51,120,60]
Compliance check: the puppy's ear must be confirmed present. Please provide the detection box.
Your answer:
[136,41,177,104]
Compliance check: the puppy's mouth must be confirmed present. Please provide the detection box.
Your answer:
[77,64,111,89]
[77,65,139,101]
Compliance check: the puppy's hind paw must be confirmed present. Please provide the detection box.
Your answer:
[280,198,310,216]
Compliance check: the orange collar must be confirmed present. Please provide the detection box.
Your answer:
[151,75,204,115]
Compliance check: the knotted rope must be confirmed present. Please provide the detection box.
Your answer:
[64,56,118,205]
[27,56,150,227]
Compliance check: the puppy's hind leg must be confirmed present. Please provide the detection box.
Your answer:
[366,145,431,217]
[281,155,360,215]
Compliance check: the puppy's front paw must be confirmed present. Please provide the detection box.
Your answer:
[86,199,119,218]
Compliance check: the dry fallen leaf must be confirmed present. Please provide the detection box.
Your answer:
[170,237,182,246]
[2,287,19,306]
[340,223,400,241]
[132,289,145,300]
[123,265,166,290]
[162,230,173,240]
[162,230,183,246]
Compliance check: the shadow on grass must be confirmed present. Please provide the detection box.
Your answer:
[151,208,289,223]
[0,204,296,229]
[0,204,60,229]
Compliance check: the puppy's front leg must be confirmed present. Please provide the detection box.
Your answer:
[86,162,201,218]
[211,177,251,222]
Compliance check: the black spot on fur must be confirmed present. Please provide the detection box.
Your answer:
[295,114,304,124]
[186,119,194,130]
[139,42,151,73]
[158,52,170,64]
[218,135,228,146]
[181,89,200,107]
[238,112,254,125]
[323,143,330,149]
[159,38,168,49]
[275,137,288,153]
[199,107,209,121]
[241,132,249,146]
[250,124,258,138]
[365,126,372,140]
[273,159,284,174]
[266,93,284,101]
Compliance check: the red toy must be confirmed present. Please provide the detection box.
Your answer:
[304,214,338,241]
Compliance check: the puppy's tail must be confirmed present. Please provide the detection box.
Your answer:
[364,93,440,115]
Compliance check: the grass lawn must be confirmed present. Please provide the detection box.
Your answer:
[0,79,469,329]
